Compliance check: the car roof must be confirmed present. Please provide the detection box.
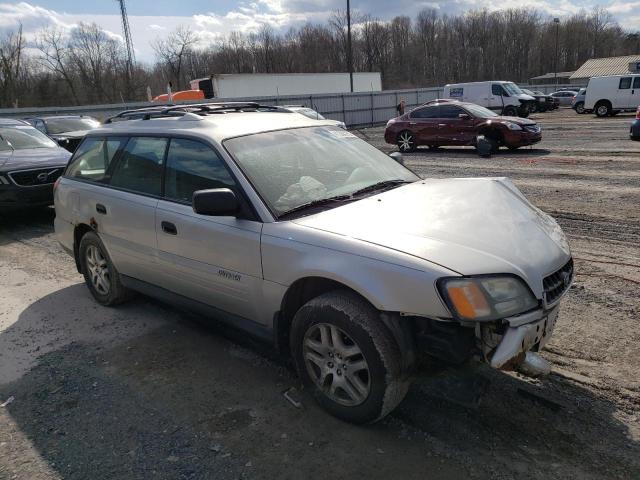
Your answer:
[0,118,30,126]
[89,109,337,142]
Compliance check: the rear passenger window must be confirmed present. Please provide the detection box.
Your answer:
[633,77,640,89]
[66,137,126,183]
[619,77,632,89]
[164,138,235,203]
[410,106,439,119]
[109,137,168,196]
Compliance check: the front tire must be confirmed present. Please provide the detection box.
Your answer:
[290,291,408,424]
[79,231,131,306]
[574,102,585,114]
[502,106,518,117]
[396,130,416,152]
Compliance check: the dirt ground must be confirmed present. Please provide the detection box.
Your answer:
[1,108,639,480]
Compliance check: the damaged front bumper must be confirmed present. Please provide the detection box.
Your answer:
[480,306,559,369]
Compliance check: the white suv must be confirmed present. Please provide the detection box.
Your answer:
[54,103,573,423]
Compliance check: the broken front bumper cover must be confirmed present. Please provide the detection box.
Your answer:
[481,306,559,369]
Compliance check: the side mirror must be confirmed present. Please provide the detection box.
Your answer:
[458,113,470,120]
[389,151,404,164]
[192,188,238,216]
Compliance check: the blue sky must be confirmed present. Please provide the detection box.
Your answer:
[1,0,638,62]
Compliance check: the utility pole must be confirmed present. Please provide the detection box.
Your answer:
[553,18,560,85]
[347,0,354,92]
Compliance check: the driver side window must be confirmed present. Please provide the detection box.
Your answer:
[492,84,507,97]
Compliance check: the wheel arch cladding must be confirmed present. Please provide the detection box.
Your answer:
[73,223,94,273]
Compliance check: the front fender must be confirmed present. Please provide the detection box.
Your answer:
[261,222,455,318]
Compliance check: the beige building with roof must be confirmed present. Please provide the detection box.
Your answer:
[569,55,640,84]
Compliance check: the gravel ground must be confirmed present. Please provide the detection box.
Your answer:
[1,108,639,480]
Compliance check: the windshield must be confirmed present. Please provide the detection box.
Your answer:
[45,117,100,134]
[464,104,498,118]
[295,108,326,120]
[0,126,58,151]
[224,126,418,217]
[503,82,524,96]
[522,89,534,95]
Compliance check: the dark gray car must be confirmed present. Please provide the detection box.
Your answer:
[571,88,591,114]
[0,118,71,210]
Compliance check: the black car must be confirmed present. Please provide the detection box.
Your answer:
[25,115,100,152]
[522,89,555,112]
[0,118,71,210]
[631,107,640,141]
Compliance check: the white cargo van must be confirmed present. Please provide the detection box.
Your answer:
[443,81,535,118]
[584,74,640,117]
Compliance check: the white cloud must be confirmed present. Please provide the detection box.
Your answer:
[1,0,637,64]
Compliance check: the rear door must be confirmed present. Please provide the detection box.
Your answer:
[408,105,440,144]
[154,137,264,324]
[65,136,165,282]
[615,77,633,109]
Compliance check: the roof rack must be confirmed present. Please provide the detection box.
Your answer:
[104,102,290,124]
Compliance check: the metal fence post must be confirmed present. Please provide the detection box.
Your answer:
[342,94,346,126]
[370,92,374,126]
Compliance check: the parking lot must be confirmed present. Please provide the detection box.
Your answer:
[1,108,639,479]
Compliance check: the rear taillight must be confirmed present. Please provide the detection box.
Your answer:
[53,177,61,192]
[636,107,640,119]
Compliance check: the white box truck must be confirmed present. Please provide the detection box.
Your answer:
[190,73,382,99]
[584,74,640,117]
[443,81,536,117]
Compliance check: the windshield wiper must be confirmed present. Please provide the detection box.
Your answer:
[348,179,411,197]
[278,195,353,219]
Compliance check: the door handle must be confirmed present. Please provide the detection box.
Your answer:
[95,203,107,215]
[438,124,446,127]
[161,221,177,235]
[409,122,416,125]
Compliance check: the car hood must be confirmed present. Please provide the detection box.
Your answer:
[0,147,71,170]
[487,116,536,126]
[293,178,570,298]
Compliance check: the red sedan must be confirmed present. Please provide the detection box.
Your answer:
[384,100,542,153]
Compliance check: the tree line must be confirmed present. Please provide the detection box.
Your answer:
[1,7,638,108]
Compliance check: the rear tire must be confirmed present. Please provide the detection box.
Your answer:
[79,231,131,306]
[396,130,416,152]
[595,101,611,117]
[290,290,409,424]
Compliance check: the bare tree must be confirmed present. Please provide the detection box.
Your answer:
[0,24,24,107]
[152,26,199,90]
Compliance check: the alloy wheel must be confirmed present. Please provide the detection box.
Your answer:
[86,245,110,295]
[303,323,371,406]
[397,132,415,152]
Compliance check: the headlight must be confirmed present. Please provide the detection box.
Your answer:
[504,122,522,131]
[437,276,538,321]
[0,174,9,185]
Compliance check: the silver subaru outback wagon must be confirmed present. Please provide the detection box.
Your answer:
[54,103,573,423]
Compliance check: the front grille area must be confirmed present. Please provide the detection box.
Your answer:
[9,167,63,187]
[543,258,574,306]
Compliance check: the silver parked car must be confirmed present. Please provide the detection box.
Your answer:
[55,103,573,423]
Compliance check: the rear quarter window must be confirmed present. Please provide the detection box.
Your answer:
[65,137,127,183]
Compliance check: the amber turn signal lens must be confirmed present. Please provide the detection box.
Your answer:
[446,281,491,320]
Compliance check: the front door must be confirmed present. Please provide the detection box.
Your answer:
[154,137,264,324]
[435,104,476,145]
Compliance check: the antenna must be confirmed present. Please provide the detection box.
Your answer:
[116,0,135,77]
